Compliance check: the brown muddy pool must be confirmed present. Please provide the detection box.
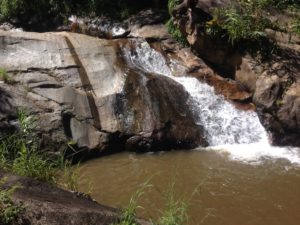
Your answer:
[78,149,300,225]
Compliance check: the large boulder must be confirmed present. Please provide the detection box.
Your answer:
[0,31,206,157]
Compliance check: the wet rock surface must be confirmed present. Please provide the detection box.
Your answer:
[170,0,300,147]
[0,31,207,158]
[1,2,299,154]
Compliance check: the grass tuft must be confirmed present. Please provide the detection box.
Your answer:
[0,178,24,225]
[158,181,188,225]
[0,68,14,84]
[117,181,152,225]
[0,109,80,189]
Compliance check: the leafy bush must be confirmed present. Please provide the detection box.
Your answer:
[0,0,159,28]
[0,178,24,225]
[206,0,300,44]
[0,0,89,29]
[210,8,268,44]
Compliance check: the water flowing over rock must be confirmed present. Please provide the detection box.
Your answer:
[0,25,299,158]
[0,31,206,157]
[170,0,300,147]
[128,40,268,146]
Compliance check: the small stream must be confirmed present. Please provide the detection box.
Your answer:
[79,39,300,224]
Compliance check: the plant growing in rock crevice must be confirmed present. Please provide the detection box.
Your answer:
[0,178,24,225]
[166,19,188,46]
[166,0,188,46]
[0,110,56,182]
[168,0,180,15]
[0,68,14,84]
[0,109,80,189]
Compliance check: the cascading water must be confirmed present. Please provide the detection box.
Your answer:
[126,40,300,164]
[129,41,268,146]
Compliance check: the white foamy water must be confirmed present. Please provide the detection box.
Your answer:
[127,40,300,164]
[206,143,300,165]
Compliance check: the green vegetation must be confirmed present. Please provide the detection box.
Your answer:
[166,0,188,46]
[0,109,80,189]
[59,161,81,192]
[115,181,151,225]
[165,0,299,55]
[167,0,179,15]
[208,7,269,45]
[115,177,198,225]
[0,110,56,182]
[166,19,188,46]
[292,18,300,36]
[206,0,300,45]
[0,0,157,29]
[0,109,84,223]
[0,178,24,225]
[0,68,14,84]
[158,182,188,225]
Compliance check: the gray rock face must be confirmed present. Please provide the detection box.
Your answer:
[278,83,300,131]
[253,74,281,109]
[0,31,206,157]
[235,56,258,92]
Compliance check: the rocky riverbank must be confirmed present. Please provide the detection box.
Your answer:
[0,1,300,224]
[169,0,300,146]
[0,7,265,159]
[0,170,151,225]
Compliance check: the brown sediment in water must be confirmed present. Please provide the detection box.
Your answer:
[78,150,300,225]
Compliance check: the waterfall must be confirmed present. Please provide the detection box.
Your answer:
[127,40,300,164]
